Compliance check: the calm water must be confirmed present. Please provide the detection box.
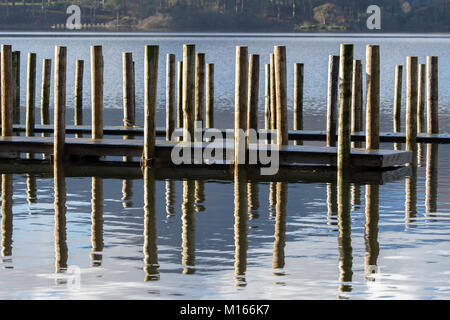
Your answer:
[0,33,449,300]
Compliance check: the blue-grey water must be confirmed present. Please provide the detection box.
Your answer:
[0,33,449,300]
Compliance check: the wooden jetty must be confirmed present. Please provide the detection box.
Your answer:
[1,42,440,173]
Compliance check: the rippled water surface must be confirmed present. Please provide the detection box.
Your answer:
[0,33,449,300]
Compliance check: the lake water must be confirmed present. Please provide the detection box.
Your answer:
[0,33,449,300]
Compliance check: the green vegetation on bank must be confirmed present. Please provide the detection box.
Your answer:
[0,0,449,32]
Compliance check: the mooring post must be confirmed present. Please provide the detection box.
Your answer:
[1,45,13,137]
[337,44,354,171]
[177,61,183,129]
[393,65,403,150]
[365,45,380,150]
[269,53,277,133]
[235,46,248,166]
[406,56,418,166]
[166,54,176,141]
[326,55,339,147]
[264,64,271,132]
[143,45,159,163]
[123,52,134,128]
[248,54,260,132]
[12,51,20,125]
[417,63,426,134]
[183,44,195,142]
[54,46,67,163]
[275,46,288,146]
[426,56,439,135]
[26,53,37,138]
[74,60,84,138]
[91,45,103,140]
[351,60,362,148]
[206,63,214,129]
[293,63,304,146]
[195,53,205,133]
[41,59,52,126]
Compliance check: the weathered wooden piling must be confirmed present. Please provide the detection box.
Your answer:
[206,63,214,129]
[53,46,67,163]
[365,45,380,150]
[91,45,103,140]
[195,52,205,131]
[337,44,354,171]
[183,45,195,142]
[1,45,13,137]
[269,54,277,131]
[406,56,418,166]
[143,45,159,162]
[426,56,439,135]
[264,64,271,131]
[417,63,426,134]
[235,46,248,165]
[326,55,339,147]
[393,65,403,150]
[12,51,20,124]
[41,59,52,126]
[123,52,134,128]
[293,63,304,146]
[351,60,362,148]
[74,60,84,138]
[177,61,183,129]
[26,53,37,138]
[275,46,288,146]
[247,54,260,131]
[166,54,175,140]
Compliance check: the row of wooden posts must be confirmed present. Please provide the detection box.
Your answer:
[0,43,439,168]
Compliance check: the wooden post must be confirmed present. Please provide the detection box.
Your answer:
[275,46,288,146]
[337,44,353,171]
[41,59,52,127]
[166,54,175,141]
[1,45,13,137]
[427,56,439,135]
[206,63,214,129]
[12,51,20,124]
[270,53,277,131]
[235,46,248,165]
[393,65,403,150]
[143,45,159,162]
[182,45,195,142]
[177,61,183,128]
[406,56,418,166]
[26,53,37,138]
[74,60,84,138]
[247,54,259,131]
[54,46,67,163]
[365,45,380,150]
[417,63,426,134]
[293,63,304,145]
[123,52,134,127]
[326,55,339,147]
[91,45,103,140]
[195,52,205,131]
[351,60,362,148]
[264,64,270,131]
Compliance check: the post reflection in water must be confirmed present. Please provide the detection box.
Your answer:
[26,174,37,209]
[364,184,380,280]
[54,164,68,279]
[351,183,362,211]
[91,177,104,267]
[337,170,353,294]
[425,144,439,216]
[405,165,418,227]
[417,143,425,167]
[247,181,259,220]
[121,179,133,208]
[1,174,13,264]
[234,168,248,287]
[143,167,160,281]
[182,179,196,274]
[269,182,276,218]
[272,182,287,276]
[165,179,176,218]
[327,182,337,225]
[194,180,205,212]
